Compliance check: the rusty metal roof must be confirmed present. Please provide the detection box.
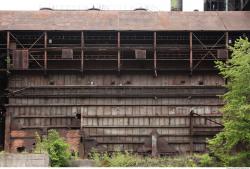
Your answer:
[0,10,250,31]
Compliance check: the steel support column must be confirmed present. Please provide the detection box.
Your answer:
[225,32,229,59]
[189,32,193,75]
[6,31,10,71]
[225,31,229,85]
[153,32,157,77]
[189,110,194,154]
[118,31,121,72]
[151,129,158,157]
[81,31,84,73]
[44,32,47,72]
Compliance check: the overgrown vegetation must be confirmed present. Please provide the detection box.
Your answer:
[90,151,216,167]
[34,129,72,167]
[207,38,250,166]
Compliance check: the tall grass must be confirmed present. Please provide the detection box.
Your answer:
[90,151,217,167]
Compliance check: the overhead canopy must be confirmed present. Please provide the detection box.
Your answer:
[0,10,250,31]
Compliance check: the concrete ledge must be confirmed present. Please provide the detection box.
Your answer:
[0,153,49,167]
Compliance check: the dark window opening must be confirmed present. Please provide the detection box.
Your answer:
[204,0,226,11]
[198,81,204,85]
[17,146,26,153]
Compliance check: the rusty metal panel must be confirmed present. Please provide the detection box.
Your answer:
[0,11,250,31]
[7,74,225,88]
[10,42,16,50]
[135,49,146,59]
[7,73,224,154]
[217,49,228,59]
[13,50,29,69]
[62,49,73,59]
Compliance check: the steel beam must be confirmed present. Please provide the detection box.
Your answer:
[81,31,84,73]
[80,112,85,158]
[6,104,224,107]
[6,31,10,71]
[79,125,223,128]
[28,33,44,50]
[153,32,157,77]
[189,111,194,154]
[192,33,225,71]
[151,130,158,157]
[9,32,25,49]
[44,32,47,72]
[225,31,229,59]
[225,31,229,85]
[12,114,222,118]
[118,31,121,72]
[190,32,193,75]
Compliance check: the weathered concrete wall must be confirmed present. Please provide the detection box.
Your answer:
[0,153,49,167]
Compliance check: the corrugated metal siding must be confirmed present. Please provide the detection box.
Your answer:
[6,73,224,153]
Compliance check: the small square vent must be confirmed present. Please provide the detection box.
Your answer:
[217,49,228,59]
[62,48,73,59]
[135,49,146,59]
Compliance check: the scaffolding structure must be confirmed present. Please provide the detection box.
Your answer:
[1,31,247,75]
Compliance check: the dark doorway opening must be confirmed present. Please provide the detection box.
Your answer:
[0,110,5,151]
[0,73,7,151]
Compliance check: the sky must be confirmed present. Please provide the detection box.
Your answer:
[0,0,204,11]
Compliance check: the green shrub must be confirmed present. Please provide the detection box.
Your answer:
[90,151,141,167]
[90,151,109,167]
[108,151,140,167]
[0,151,5,156]
[162,155,197,167]
[194,153,215,167]
[209,38,250,166]
[34,129,71,167]
[90,151,200,167]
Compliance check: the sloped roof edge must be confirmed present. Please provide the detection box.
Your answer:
[0,11,250,31]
